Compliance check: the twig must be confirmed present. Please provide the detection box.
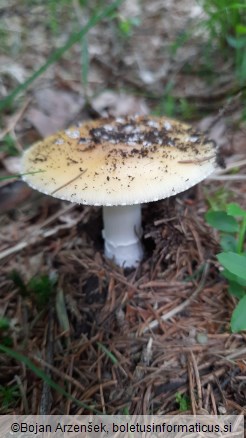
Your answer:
[208,175,246,181]
[154,216,177,225]
[38,203,75,229]
[210,386,217,415]
[14,374,29,414]
[0,98,31,144]
[207,156,246,181]
[139,281,192,289]
[188,356,196,415]
[225,347,246,360]
[204,383,211,412]
[33,356,86,393]
[215,157,246,175]
[225,399,246,415]
[0,203,89,261]
[190,351,203,411]
[51,170,87,195]
[0,211,79,260]
[178,155,216,164]
[0,240,28,260]
[141,262,210,334]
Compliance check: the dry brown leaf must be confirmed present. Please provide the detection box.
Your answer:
[26,88,85,137]
[91,91,149,117]
[2,156,22,174]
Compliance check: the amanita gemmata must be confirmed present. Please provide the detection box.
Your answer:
[22,115,218,267]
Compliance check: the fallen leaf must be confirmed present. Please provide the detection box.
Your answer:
[2,156,22,174]
[26,88,85,137]
[91,91,149,117]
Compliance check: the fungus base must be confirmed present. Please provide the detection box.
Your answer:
[102,205,143,267]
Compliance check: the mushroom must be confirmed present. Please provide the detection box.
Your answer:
[21,115,218,267]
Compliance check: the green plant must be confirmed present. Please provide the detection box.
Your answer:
[169,29,192,56]
[47,0,73,34]
[0,171,45,182]
[205,187,234,211]
[0,318,10,331]
[0,134,19,156]
[29,275,56,308]
[118,16,141,38]
[205,202,246,332]
[0,384,20,411]
[175,392,190,411]
[0,317,13,348]
[199,0,246,83]
[10,271,56,309]
[153,80,196,119]
[165,1,246,118]
[0,26,8,54]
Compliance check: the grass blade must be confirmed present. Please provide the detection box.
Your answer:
[97,342,118,365]
[0,344,101,414]
[0,171,44,182]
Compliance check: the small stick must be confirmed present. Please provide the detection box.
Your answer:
[51,170,87,194]
[0,209,81,260]
[188,356,197,415]
[139,280,192,289]
[215,157,246,175]
[0,98,31,144]
[178,155,216,164]
[208,175,246,181]
[190,351,203,411]
[204,383,211,412]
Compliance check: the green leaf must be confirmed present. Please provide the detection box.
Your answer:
[220,234,237,252]
[0,134,19,156]
[175,392,190,411]
[226,203,246,217]
[236,24,246,35]
[218,252,246,280]
[205,211,239,232]
[223,269,246,287]
[227,35,246,49]
[0,384,19,409]
[0,318,10,330]
[231,295,246,332]
[205,187,233,211]
[228,280,246,299]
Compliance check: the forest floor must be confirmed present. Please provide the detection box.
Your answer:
[0,0,245,416]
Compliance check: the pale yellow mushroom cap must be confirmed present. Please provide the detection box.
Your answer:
[21,115,218,206]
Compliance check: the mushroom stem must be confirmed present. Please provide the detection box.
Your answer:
[102,205,143,267]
